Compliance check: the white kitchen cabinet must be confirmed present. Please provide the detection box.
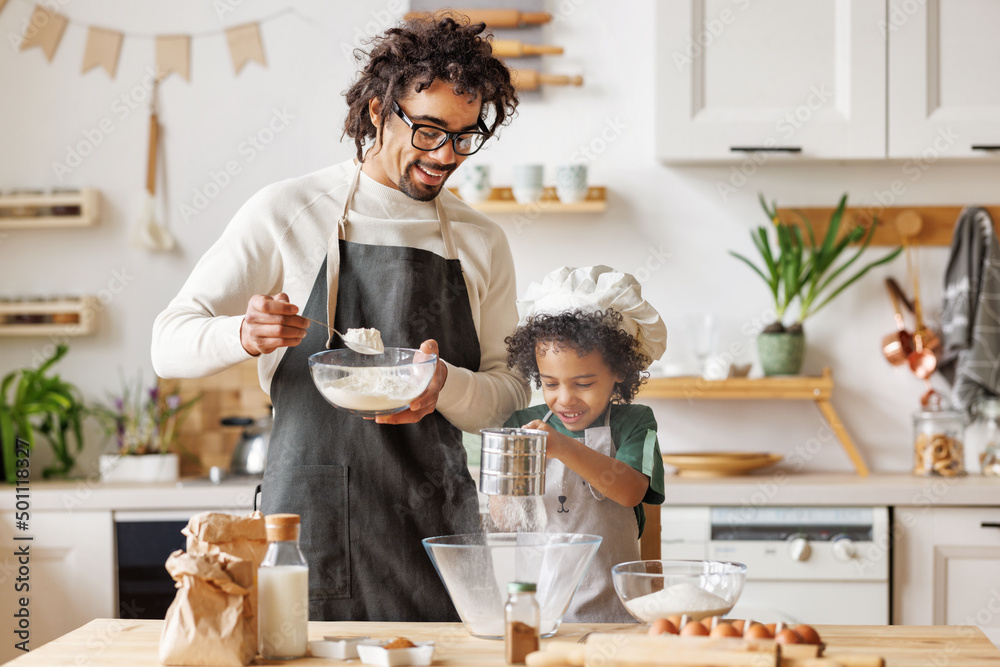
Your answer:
[894,506,1000,645]
[888,0,1000,158]
[655,0,887,161]
[0,510,116,664]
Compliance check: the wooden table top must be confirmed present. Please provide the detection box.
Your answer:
[7,619,1000,666]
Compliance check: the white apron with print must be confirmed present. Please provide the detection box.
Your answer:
[542,409,640,623]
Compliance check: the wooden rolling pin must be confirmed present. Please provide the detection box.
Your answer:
[492,39,564,57]
[511,69,583,91]
[405,9,551,27]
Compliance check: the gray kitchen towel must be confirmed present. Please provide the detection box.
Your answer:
[939,206,1000,414]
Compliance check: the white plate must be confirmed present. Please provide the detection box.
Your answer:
[309,636,372,659]
[357,641,435,666]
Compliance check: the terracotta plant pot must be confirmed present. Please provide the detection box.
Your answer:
[757,331,805,376]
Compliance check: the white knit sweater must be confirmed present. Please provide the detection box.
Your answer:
[151,159,529,432]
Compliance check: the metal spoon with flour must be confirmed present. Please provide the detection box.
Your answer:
[302,317,384,355]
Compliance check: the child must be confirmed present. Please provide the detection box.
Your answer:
[501,265,667,623]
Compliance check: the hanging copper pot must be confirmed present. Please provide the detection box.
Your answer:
[882,278,914,366]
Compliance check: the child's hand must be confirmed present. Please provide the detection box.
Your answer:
[523,420,571,459]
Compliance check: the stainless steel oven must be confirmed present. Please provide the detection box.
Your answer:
[661,506,890,624]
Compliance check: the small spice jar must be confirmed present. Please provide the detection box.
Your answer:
[7,189,46,217]
[504,581,540,664]
[50,188,82,216]
[12,297,45,325]
[50,296,81,325]
[913,398,966,477]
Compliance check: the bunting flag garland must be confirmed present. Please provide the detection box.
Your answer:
[9,3,284,80]
[0,0,8,15]
[156,35,191,82]
[82,27,123,77]
[19,6,68,62]
[226,23,266,74]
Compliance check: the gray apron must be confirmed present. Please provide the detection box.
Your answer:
[542,408,640,623]
[261,161,482,621]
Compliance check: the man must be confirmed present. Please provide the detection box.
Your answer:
[151,16,529,621]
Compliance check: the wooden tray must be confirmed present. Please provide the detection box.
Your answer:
[662,452,783,478]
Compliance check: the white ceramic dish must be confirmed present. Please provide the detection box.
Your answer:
[308,636,372,659]
[356,641,435,666]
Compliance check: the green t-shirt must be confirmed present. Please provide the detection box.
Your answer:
[503,403,665,537]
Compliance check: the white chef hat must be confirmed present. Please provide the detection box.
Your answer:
[517,265,668,364]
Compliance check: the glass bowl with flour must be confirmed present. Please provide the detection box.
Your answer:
[308,348,437,417]
[611,560,746,622]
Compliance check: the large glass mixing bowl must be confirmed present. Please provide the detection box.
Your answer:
[308,348,436,417]
[611,559,747,622]
[423,532,602,639]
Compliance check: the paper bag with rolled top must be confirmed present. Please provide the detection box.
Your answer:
[182,511,267,657]
[159,550,254,666]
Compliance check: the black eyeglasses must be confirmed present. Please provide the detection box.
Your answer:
[391,101,491,156]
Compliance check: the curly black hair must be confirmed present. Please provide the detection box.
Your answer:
[505,310,651,404]
[342,14,519,161]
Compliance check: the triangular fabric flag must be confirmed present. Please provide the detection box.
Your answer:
[226,22,266,74]
[82,26,123,78]
[0,0,9,16]
[156,34,190,81]
[20,6,68,62]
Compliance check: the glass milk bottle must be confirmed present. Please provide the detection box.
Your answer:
[258,513,309,659]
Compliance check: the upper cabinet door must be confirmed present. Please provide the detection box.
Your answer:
[888,0,1000,158]
[656,0,887,162]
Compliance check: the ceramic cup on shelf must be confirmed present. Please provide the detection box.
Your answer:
[458,164,491,204]
[512,164,544,204]
[555,164,588,204]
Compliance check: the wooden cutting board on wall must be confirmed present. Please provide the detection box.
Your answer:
[158,360,270,477]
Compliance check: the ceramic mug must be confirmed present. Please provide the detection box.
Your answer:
[555,164,588,204]
[458,164,491,204]
[512,164,544,204]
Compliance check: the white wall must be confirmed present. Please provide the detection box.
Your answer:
[2,0,998,477]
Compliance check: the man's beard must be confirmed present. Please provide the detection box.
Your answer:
[398,159,456,201]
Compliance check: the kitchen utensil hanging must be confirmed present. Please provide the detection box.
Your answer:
[896,212,937,379]
[882,277,914,366]
[131,75,176,252]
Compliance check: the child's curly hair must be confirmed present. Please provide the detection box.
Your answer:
[505,309,651,403]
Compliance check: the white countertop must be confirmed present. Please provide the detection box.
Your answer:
[661,471,1000,507]
[2,472,997,513]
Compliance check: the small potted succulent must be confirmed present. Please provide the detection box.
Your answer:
[92,376,199,483]
[730,193,902,375]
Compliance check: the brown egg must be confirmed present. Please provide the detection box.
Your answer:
[775,628,803,644]
[744,623,773,639]
[666,615,683,629]
[793,624,822,645]
[710,622,741,638]
[765,623,777,635]
[700,616,715,631]
[648,618,678,636]
[680,620,709,636]
[730,619,746,634]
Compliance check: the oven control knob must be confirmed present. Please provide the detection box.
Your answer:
[833,536,857,561]
[788,536,811,561]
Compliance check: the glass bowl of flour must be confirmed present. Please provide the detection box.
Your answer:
[611,560,746,623]
[308,348,437,417]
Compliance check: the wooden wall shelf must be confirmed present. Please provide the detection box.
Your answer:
[0,297,98,336]
[0,188,100,229]
[776,204,1000,246]
[639,367,869,476]
[449,186,607,213]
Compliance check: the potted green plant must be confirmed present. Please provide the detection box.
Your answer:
[92,377,199,483]
[0,344,87,482]
[730,193,903,375]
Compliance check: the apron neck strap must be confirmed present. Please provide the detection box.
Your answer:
[540,406,612,428]
[435,196,457,261]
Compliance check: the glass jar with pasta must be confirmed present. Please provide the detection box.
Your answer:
[913,400,966,477]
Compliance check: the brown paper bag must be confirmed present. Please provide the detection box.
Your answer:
[159,550,254,666]
[182,511,267,658]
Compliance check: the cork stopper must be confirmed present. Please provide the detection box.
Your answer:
[264,513,300,542]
